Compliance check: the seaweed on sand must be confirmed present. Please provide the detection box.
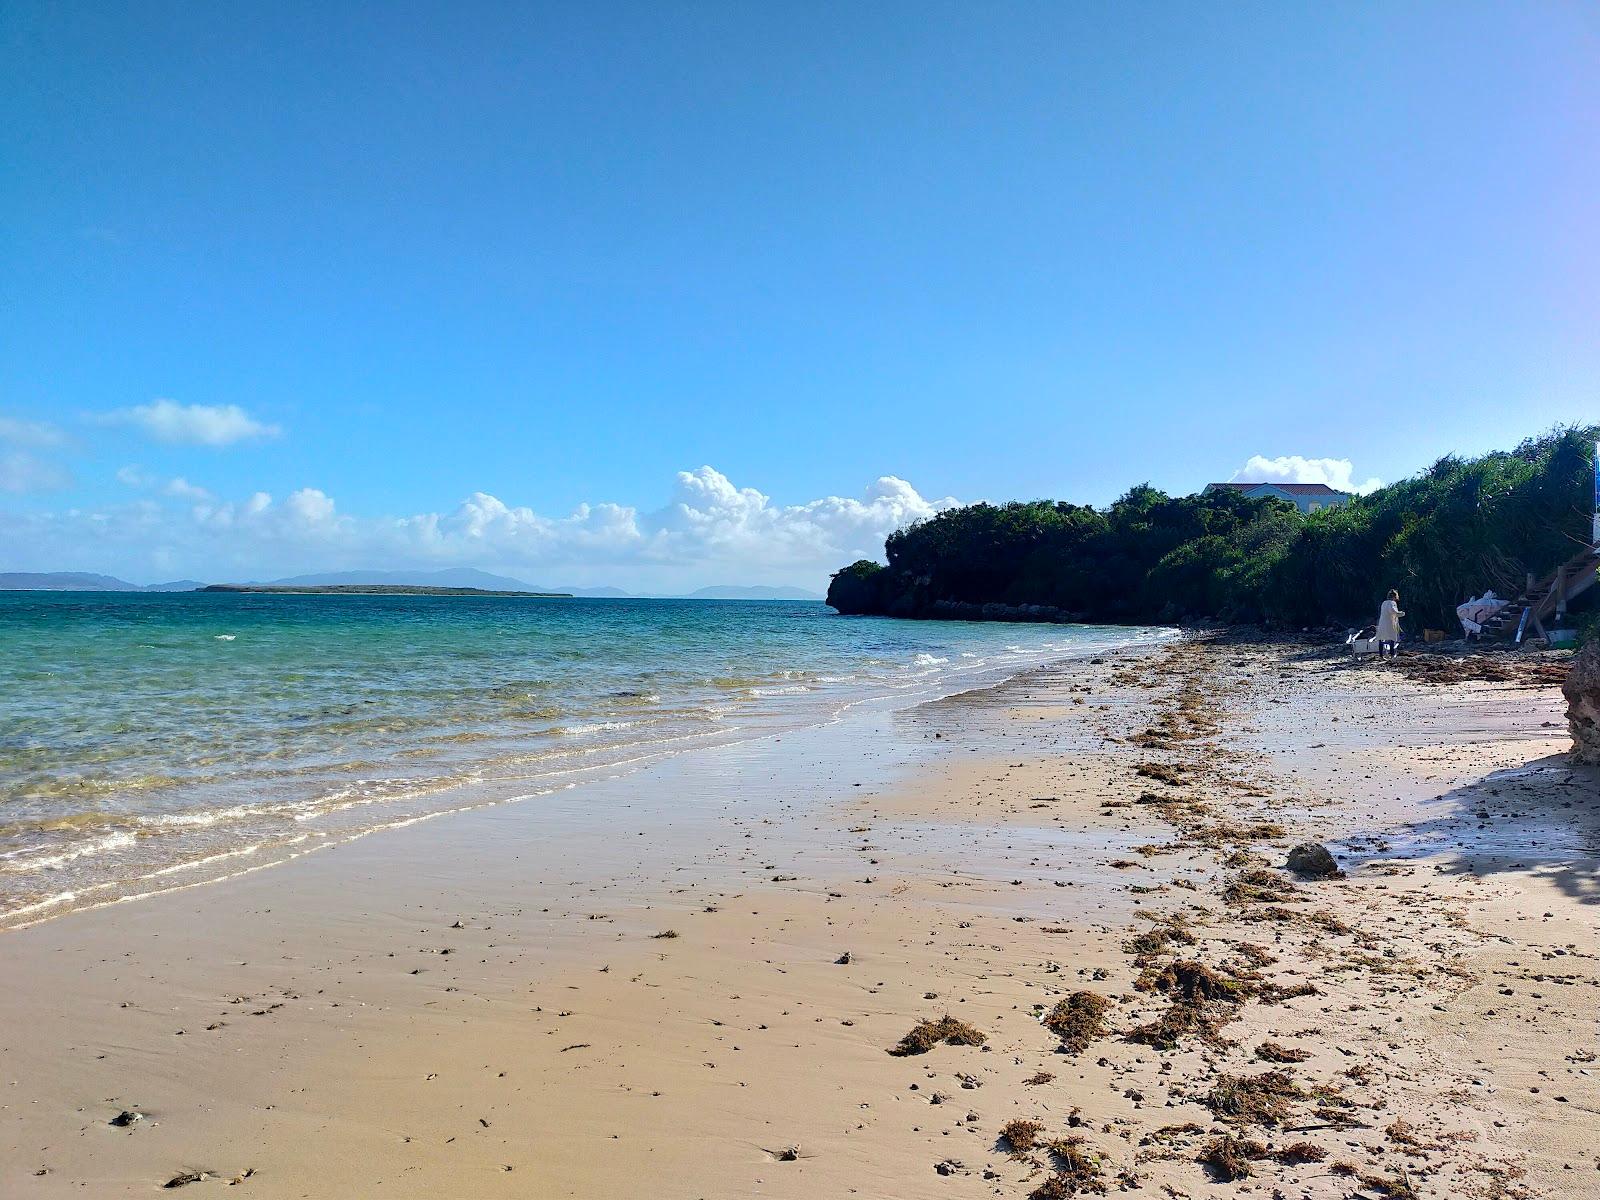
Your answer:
[1125,998,1235,1050]
[1122,916,1195,960]
[1236,905,1351,935]
[1200,1133,1326,1179]
[1332,1163,1420,1199]
[1274,1141,1328,1164]
[1030,1137,1107,1197]
[1126,953,1267,1050]
[1222,867,1301,905]
[1202,1070,1306,1126]
[1230,941,1277,968]
[1198,1134,1269,1181]
[1135,959,1253,1003]
[886,1015,987,1056]
[1135,762,1186,786]
[1041,991,1112,1053]
[1255,1040,1311,1063]
[999,1118,1046,1155]
[1255,979,1320,1004]
[1196,820,1286,846]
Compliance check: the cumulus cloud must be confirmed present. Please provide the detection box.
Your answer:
[0,416,67,448]
[162,476,213,502]
[0,451,72,493]
[0,466,953,588]
[101,399,282,446]
[117,466,214,502]
[0,416,72,492]
[1229,455,1381,495]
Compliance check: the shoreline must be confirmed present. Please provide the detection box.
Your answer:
[0,623,1175,933]
[2,636,1595,1196]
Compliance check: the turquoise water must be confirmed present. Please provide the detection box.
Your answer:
[0,592,1169,926]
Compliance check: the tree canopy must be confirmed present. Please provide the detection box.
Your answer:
[829,425,1598,630]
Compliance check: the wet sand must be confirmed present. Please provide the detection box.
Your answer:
[1,637,1595,1197]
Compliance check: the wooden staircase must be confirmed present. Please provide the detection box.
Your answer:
[1479,545,1600,642]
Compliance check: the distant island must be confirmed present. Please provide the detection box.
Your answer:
[2,567,824,600]
[0,572,205,592]
[201,584,571,598]
[683,584,821,601]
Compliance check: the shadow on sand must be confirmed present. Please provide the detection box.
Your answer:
[1338,752,1600,906]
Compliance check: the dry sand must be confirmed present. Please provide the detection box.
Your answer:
[1,636,1595,1198]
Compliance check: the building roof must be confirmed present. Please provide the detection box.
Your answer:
[1206,481,1349,497]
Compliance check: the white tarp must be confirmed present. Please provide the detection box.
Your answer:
[1456,591,1506,637]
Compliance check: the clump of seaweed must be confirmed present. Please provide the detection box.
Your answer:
[1135,762,1186,786]
[1136,959,1252,1003]
[1195,821,1286,847]
[1256,1040,1311,1063]
[1123,917,1195,961]
[1202,1070,1306,1126]
[886,1015,987,1056]
[1030,1176,1075,1200]
[1223,867,1301,905]
[1023,1070,1055,1086]
[999,1118,1046,1156]
[1236,905,1352,935]
[1030,1136,1107,1197]
[1231,942,1277,968]
[1042,991,1112,1053]
[1331,1164,1419,1199]
[652,929,679,939]
[1125,1000,1234,1050]
[1275,1140,1328,1164]
[1256,979,1320,1004]
[1385,1118,1424,1145]
[1199,1134,1268,1180]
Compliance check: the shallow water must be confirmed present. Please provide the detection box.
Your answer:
[0,592,1172,926]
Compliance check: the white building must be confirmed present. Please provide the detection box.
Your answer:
[1204,481,1352,514]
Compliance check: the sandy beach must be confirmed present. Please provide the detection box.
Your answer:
[2,635,1595,1198]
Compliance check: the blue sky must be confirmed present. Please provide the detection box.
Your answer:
[2,3,1596,587]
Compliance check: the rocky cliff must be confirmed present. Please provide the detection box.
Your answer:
[1563,640,1600,764]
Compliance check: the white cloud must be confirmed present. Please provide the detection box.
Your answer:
[0,451,71,493]
[162,476,212,502]
[1229,455,1382,495]
[102,399,282,447]
[0,416,67,448]
[117,466,214,502]
[0,466,953,588]
[0,416,72,492]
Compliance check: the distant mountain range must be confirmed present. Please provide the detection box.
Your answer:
[682,584,821,600]
[264,568,600,593]
[0,572,206,592]
[1,568,822,601]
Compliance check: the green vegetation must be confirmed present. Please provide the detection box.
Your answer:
[828,425,1597,630]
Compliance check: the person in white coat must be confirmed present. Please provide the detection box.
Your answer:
[1376,589,1404,657]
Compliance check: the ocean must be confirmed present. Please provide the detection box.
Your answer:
[0,592,1170,927]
